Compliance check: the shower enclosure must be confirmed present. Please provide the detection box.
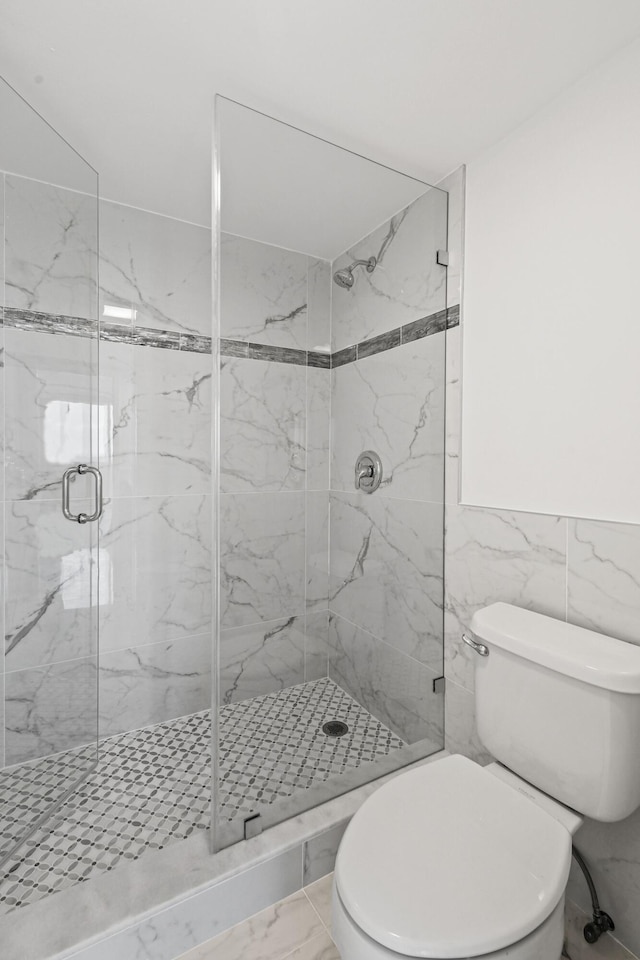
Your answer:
[212,98,448,849]
[0,83,448,935]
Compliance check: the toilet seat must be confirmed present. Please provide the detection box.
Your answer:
[334,755,573,959]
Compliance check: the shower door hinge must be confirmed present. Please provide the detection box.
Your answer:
[436,250,450,266]
[244,813,262,840]
[433,676,446,694]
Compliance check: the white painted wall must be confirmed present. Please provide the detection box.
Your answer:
[461,37,640,523]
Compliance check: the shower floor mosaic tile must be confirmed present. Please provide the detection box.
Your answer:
[0,678,404,913]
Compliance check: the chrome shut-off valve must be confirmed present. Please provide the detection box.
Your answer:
[355,450,382,493]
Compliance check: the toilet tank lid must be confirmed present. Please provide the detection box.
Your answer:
[471,603,640,693]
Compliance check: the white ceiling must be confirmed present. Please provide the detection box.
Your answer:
[219,98,433,258]
[1,0,640,227]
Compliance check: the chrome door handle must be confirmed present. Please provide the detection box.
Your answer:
[462,633,489,657]
[62,464,103,524]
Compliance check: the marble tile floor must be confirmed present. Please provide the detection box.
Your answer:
[178,873,339,960]
[176,873,638,960]
[0,678,403,914]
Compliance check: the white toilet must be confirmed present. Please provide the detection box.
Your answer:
[332,602,640,960]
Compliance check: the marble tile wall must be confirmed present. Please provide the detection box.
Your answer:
[218,236,331,704]
[97,200,213,737]
[331,187,448,352]
[327,186,448,746]
[442,164,640,957]
[1,175,213,765]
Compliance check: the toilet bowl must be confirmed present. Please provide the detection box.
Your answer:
[332,754,581,960]
[332,884,566,960]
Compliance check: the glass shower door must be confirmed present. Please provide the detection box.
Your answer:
[212,97,447,850]
[0,77,100,867]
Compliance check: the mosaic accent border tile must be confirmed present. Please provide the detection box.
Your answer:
[2,303,459,365]
[220,304,460,367]
[2,307,212,355]
[0,678,404,914]
[330,345,357,369]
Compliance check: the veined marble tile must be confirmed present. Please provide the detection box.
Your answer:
[53,846,303,960]
[307,258,331,353]
[329,492,444,672]
[97,497,137,654]
[304,610,330,683]
[219,616,305,704]
[331,334,445,502]
[132,495,212,647]
[567,519,640,645]
[4,498,97,670]
[306,367,330,492]
[99,633,211,738]
[328,614,443,745]
[134,345,212,497]
[98,338,212,500]
[331,188,448,352]
[97,339,136,499]
[444,679,493,766]
[444,504,567,691]
[180,888,325,960]
[306,492,329,612]
[305,874,334,929]
[4,327,98,502]
[282,932,340,960]
[5,657,98,764]
[566,807,640,959]
[304,831,345,887]
[16,497,162,664]
[444,324,461,505]
[565,899,638,960]
[220,492,306,629]
[4,174,97,320]
[99,198,211,336]
[220,356,306,493]
[221,233,308,349]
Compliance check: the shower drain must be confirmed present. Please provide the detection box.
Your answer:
[322,720,349,737]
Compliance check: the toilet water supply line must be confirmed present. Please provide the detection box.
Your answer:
[571,846,615,944]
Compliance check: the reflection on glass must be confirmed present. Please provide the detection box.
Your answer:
[45,400,110,464]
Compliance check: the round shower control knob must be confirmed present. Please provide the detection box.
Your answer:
[355,451,382,493]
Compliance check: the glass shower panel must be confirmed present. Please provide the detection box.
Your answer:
[213,97,448,850]
[0,78,100,866]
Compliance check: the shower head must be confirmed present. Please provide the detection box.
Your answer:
[333,256,377,289]
[333,267,355,289]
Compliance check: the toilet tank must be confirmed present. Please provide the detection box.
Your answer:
[471,603,640,822]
